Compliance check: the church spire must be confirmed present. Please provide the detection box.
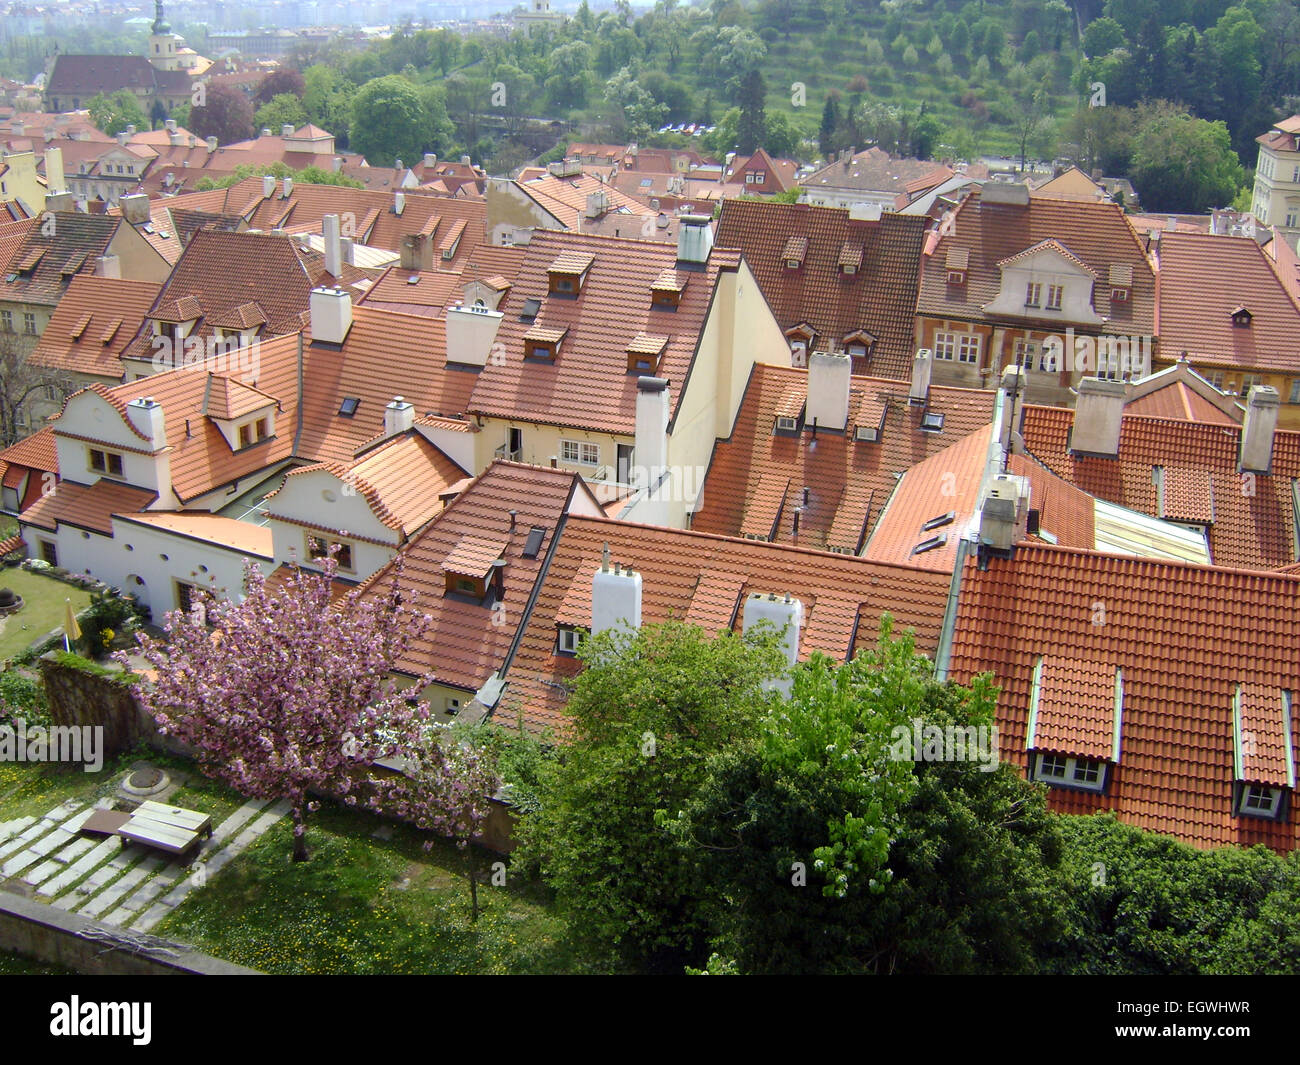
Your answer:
[151,0,170,34]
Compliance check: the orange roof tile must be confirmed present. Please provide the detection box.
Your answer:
[28,275,159,379]
[715,200,926,378]
[115,511,273,556]
[947,545,1300,850]
[20,478,156,534]
[1124,380,1238,425]
[1237,682,1292,787]
[500,517,953,736]
[692,364,996,554]
[516,172,654,230]
[0,427,57,472]
[1022,403,1300,569]
[1156,231,1300,372]
[1029,656,1118,761]
[467,230,741,434]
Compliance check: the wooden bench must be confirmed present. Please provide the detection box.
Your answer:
[117,816,204,861]
[133,800,213,840]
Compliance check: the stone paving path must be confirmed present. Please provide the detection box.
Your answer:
[0,796,290,931]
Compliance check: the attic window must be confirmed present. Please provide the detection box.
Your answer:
[1108,263,1132,303]
[556,624,583,656]
[547,252,594,296]
[651,269,687,309]
[854,424,880,442]
[945,247,968,285]
[919,411,945,433]
[338,397,360,417]
[781,236,808,270]
[520,297,541,321]
[1032,754,1106,792]
[1231,306,1252,327]
[524,324,567,362]
[1240,784,1283,817]
[775,416,799,433]
[838,242,863,276]
[911,532,948,555]
[522,525,546,558]
[626,333,668,374]
[921,511,955,531]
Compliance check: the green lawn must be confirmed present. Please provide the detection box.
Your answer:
[0,951,75,975]
[159,802,611,975]
[0,568,92,663]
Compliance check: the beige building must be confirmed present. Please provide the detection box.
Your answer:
[1251,115,1300,252]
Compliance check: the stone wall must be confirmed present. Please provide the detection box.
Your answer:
[0,892,259,975]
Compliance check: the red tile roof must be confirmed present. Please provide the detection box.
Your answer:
[354,462,594,695]
[0,426,57,472]
[298,305,477,464]
[20,477,156,534]
[514,172,655,230]
[501,516,953,736]
[917,188,1155,338]
[29,275,161,378]
[1021,403,1300,569]
[1155,231,1300,373]
[1029,656,1118,761]
[467,230,741,434]
[1124,380,1238,424]
[947,545,1300,850]
[715,200,926,378]
[691,364,996,552]
[1,212,119,307]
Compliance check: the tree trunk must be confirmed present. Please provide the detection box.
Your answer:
[292,803,309,862]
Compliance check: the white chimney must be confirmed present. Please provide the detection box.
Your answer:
[43,147,64,192]
[423,152,438,168]
[116,130,129,146]
[205,135,217,152]
[260,127,272,137]
[322,213,341,278]
[168,130,182,146]
[262,174,275,198]
[460,155,471,166]
[742,592,804,697]
[95,254,121,279]
[1240,385,1281,473]
[332,156,343,173]
[634,376,670,488]
[44,191,74,213]
[394,191,406,215]
[339,236,354,266]
[120,193,151,224]
[282,176,293,198]
[445,302,503,367]
[1069,377,1127,457]
[909,348,932,404]
[384,396,415,437]
[126,396,166,449]
[309,286,352,344]
[980,474,1031,554]
[806,350,851,432]
[676,213,713,264]
[281,124,294,137]
[164,172,174,187]
[42,127,54,143]
[591,546,642,637]
[585,191,607,218]
[165,118,177,132]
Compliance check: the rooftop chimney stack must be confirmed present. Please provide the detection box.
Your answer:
[979,474,1031,555]
[384,395,415,437]
[43,147,64,192]
[44,190,73,213]
[262,174,275,198]
[423,152,438,168]
[125,396,166,450]
[205,135,217,153]
[95,254,121,278]
[394,191,406,215]
[282,176,293,198]
[399,232,433,271]
[120,193,151,225]
[743,592,804,697]
[1069,377,1127,458]
[165,119,177,132]
[909,348,933,404]
[634,376,670,489]
[322,212,342,278]
[592,546,642,638]
[309,286,353,344]
[281,124,294,137]
[1240,385,1281,473]
[806,350,851,431]
[676,213,714,264]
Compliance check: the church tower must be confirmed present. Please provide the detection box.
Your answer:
[148,0,181,72]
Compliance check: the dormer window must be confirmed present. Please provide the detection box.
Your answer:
[1240,784,1283,817]
[626,333,668,374]
[945,248,968,286]
[237,416,270,449]
[1025,281,1042,307]
[651,269,687,310]
[775,415,799,433]
[843,330,875,360]
[1232,684,1294,820]
[1109,264,1132,303]
[781,236,807,270]
[1026,658,1122,795]
[442,536,506,603]
[547,252,594,296]
[307,534,353,572]
[838,243,862,276]
[1231,306,1252,327]
[89,448,125,479]
[524,324,567,362]
[1031,753,1107,792]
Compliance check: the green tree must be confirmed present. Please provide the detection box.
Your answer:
[516,621,785,970]
[189,82,255,145]
[604,67,668,143]
[1128,102,1244,212]
[736,68,766,154]
[1082,15,1127,56]
[818,93,841,157]
[349,75,444,167]
[87,90,147,136]
[763,110,801,158]
[254,93,308,134]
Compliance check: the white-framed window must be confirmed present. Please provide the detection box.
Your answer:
[23,312,36,335]
[557,626,582,655]
[957,334,981,364]
[1242,783,1282,817]
[933,332,957,360]
[1046,283,1063,310]
[775,415,799,433]
[0,310,11,331]
[1025,281,1041,307]
[1241,374,1261,395]
[1289,379,1300,404]
[1032,753,1106,792]
[1287,212,1299,228]
[1293,165,1299,183]
[560,439,599,466]
[306,534,354,572]
[1013,338,1040,367]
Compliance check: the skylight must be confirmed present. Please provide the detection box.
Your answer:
[911,533,948,555]
[921,511,955,531]
[522,525,546,558]
[520,297,541,321]
[338,397,360,417]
